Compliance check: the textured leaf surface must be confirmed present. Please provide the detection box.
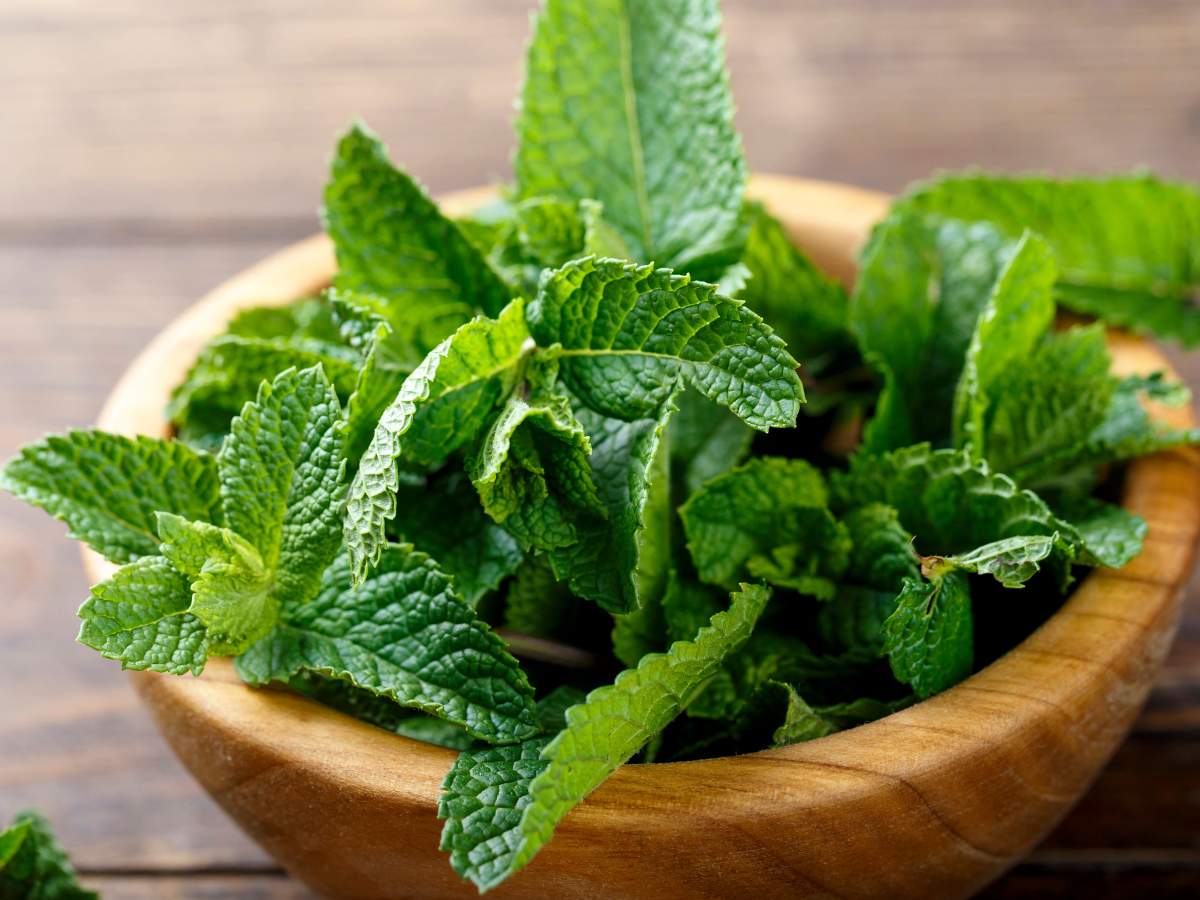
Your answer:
[438,583,769,891]
[503,556,576,638]
[391,471,523,607]
[980,325,1116,479]
[680,457,849,594]
[515,0,745,269]
[547,400,673,613]
[218,366,346,612]
[470,366,603,552]
[529,257,802,431]
[817,504,918,656]
[739,201,850,359]
[850,213,1017,451]
[168,334,359,445]
[0,811,97,900]
[668,388,754,499]
[900,172,1200,346]
[883,571,973,699]
[933,534,1059,588]
[0,431,220,564]
[77,555,208,675]
[324,123,509,319]
[953,232,1058,454]
[832,445,1079,563]
[1056,498,1148,571]
[156,513,274,655]
[345,300,530,583]
[237,546,538,744]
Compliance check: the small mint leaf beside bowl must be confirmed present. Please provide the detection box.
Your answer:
[79,176,1200,900]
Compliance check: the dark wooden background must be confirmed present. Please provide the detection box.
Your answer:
[2,2,1199,897]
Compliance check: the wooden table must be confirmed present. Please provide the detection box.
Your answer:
[1,2,1198,897]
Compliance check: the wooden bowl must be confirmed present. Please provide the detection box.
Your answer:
[82,176,1200,899]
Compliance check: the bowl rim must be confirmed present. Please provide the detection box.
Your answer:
[81,174,1200,858]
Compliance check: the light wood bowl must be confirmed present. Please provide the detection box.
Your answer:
[82,176,1200,899]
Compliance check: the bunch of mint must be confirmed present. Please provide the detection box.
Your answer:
[4,0,1199,892]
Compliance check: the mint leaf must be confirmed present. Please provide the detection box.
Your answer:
[438,583,769,891]
[345,300,531,583]
[515,0,745,269]
[0,811,97,900]
[832,445,1086,569]
[156,514,274,655]
[168,334,360,447]
[667,388,755,499]
[739,201,850,359]
[1019,372,1200,493]
[850,213,1018,452]
[680,457,849,596]
[817,504,918,656]
[770,684,837,746]
[1056,497,1148,571]
[530,258,803,431]
[324,122,509,319]
[77,555,208,675]
[953,232,1058,454]
[237,545,538,744]
[391,471,523,608]
[899,172,1200,346]
[503,556,578,638]
[979,325,1116,479]
[883,571,973,699]
[546,400,673,614]
[0,431,221,564]
[928,534,1060,588]
[218,365,346,614]
[469,362,604,552]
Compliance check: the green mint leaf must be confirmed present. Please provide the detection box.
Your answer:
[546,399,673,614]
[980,325,1116,479]
[0,431,221,564]
[816,503,918,656]
[667,388,755,499]
[503,556,578,638]
[850,213,1018,452]
[770,683,837,746]
[883,571,974,699]
[530,258,803,431]
[931,534,1060,588]
[515,0,745,269]
[324,122,510,319]
[953,231,1058,454]
[342,324,410,468]
[680,457,849,595]
[168,334,360,446]
[0,811,97,900]
[156,513,274,655]
[77,555,208,676]
[740,201,851,359]
[831,445,1083,571]
[438,582,770,891]
[218,365,346,612]
[470,363,604,552]
[1055,497,1148,571]
[237,545,538,744]
[899,172,1200,347]
[1020,372,1200,493]
[225,296,342,343]
[391,471,523,608]
[329,288,466,374]
[345,299,531,583]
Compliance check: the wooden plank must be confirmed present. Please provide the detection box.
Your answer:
[0,0,1197,226]
[80,874,314,899]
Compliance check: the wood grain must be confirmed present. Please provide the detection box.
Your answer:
[75,179,1200,900]
[2,3,1199,897]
